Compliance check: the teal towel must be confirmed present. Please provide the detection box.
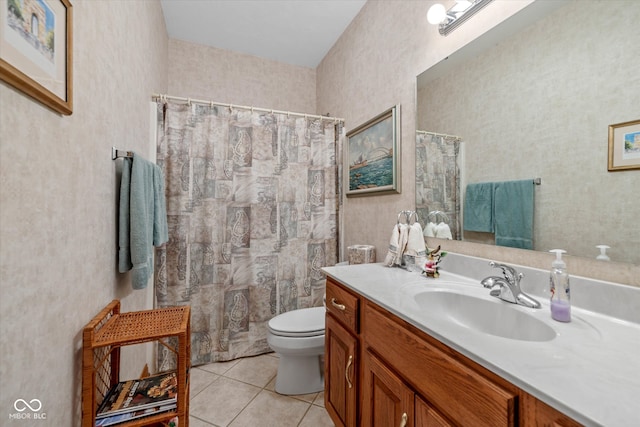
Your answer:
[463,182,494,232]
[118,153,169,289]
[494,180,534,249]
[118,158,133,273]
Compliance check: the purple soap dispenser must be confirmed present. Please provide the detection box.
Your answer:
[549,249,571,322]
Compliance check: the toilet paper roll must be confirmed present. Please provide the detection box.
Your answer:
[347,245,376,265]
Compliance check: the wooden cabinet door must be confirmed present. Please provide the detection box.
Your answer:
[325,313,358,427]
[362,349,414,427]
[521,392,583,427]
[364,301,517,427]
[415,395,454,427]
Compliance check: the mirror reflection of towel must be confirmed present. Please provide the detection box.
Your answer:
[423,222,436,237]
[435,222,453,240]
[494,180,533,249]
[463,182,494,232]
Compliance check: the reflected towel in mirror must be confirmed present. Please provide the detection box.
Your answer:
[435,222,453,240]
[463,182,495,232]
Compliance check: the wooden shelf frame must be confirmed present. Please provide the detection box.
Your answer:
[82,300,190,427]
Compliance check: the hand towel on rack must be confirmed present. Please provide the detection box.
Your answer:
[118,157,133,273]
[434,222,453,240]
[423,221,436,237]
[463,182,495,232]
[494,180,534,249]
[118,153,169,289]
[383,224,409,267]
[405,222,427,257]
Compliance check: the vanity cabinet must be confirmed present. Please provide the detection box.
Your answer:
[363,300,516,426]
[521,393,583,427]
[361,349,414,427]
[325,279,359,427]
[415,396,455,427]
[324,277,584,427]
[362,348,456,427]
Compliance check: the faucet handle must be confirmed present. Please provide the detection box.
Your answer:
[488,261,522,284]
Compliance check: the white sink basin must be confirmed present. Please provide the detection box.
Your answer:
[414,289,557,342]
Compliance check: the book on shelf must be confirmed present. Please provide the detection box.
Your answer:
[96,371,177,419]
[95,403,176,427]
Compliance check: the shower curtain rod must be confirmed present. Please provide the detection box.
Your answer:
[152,93,345,123]
[417,129,462,140]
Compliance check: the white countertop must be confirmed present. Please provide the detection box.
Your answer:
[322,262,640,427]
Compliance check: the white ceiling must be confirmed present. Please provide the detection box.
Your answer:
[160,0,367,68]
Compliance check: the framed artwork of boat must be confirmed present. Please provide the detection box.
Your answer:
[346,105,401,197]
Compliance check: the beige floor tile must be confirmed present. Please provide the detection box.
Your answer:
[197,358,241,376]
[290,390,319,404]
[190,368,220,397]
[189,416,216,427]
[224,353,278,388]
[190,376,261,427]
[298,405,335,427]
[313,391,325,407]
[228,389,310,427]
[265,376,276,392]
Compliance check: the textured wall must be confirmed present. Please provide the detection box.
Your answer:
[316,0,532,262]
[419,1,640,265]
[168,39,317,114]
[0,0,168,424]
[317,0,638,285]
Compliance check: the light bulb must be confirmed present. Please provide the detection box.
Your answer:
[427,3,447,25]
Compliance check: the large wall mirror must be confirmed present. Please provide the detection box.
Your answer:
[416,0,639,265]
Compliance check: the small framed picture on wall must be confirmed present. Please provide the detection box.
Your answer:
[0,0,73,115]
[608,119,640,171]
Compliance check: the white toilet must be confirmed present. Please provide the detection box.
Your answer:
[267,306,326,395]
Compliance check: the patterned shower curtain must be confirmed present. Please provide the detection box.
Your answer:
[415,131,461,240]
[154,101,344,368]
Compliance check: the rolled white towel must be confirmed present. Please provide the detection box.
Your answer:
[435,222,453,240]
[423,221,437,238]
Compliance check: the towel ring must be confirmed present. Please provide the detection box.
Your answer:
[428,210,450,224]
[397,210,419,225]
[407,211,419,225]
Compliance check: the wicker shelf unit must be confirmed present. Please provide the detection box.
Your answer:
[82,300,191,427]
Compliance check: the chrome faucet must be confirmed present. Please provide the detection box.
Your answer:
[481,262,541,309]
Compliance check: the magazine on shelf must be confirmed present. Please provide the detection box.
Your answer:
[95,403,176,426]
[96,371,177,419]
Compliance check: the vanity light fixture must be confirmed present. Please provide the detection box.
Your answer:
[428,0,494,36]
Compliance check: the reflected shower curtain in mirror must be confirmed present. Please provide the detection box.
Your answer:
[154,101,343,368]
[415,131,461,240]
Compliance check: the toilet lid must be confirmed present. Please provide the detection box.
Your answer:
[268,307,326,337]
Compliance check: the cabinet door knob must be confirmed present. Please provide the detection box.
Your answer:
[345,355,353,389]
[399,412,408,427]
[331,298,346,311]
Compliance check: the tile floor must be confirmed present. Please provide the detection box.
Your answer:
[188,352,335,427]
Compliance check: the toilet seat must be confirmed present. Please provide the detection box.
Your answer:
[268,307,325,338]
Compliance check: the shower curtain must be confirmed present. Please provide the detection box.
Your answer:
[154,101,344,368]
[415,131,461,240]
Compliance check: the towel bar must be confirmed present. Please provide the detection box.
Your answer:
[112,147,133,160]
